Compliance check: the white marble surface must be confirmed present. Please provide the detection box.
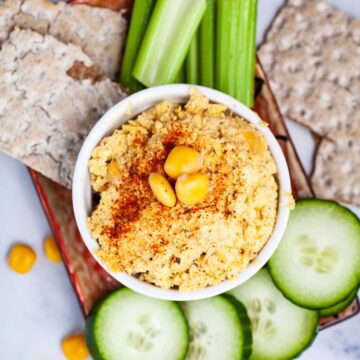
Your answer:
[0,0,359,359]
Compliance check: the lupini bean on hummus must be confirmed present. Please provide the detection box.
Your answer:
[87,89,278,291]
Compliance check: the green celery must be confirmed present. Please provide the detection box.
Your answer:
[185,33,199,84]
[174,64,185,83]
[216,0,258,107]
[120,0,155,93]
[216,0,242,97]
[236,0,258,107]
[133,0,206,87]
[199,0,215,88]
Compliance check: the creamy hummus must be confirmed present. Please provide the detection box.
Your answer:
[87,90,278,291]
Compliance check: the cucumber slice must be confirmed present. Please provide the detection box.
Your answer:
[229,268,319,360]
[86,288,188,360]
[320,288,358,317]
[181,295,252,360]
[269,199,360,309]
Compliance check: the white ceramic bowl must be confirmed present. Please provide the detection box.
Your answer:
[73,84,292,301]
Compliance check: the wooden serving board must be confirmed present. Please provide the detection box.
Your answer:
[29,60,359,329]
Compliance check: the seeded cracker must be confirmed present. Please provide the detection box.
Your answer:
[0,0,22,43]
[312,138,360,206]
[0,0,127,79]
[0,29,126,188]
[259,0,360,139]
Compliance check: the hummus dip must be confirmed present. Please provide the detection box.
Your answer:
[87,90,278,291]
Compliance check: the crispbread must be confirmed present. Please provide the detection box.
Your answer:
[259,0,360,139]
[312,137,360,206]
[0,0,22,43]
[0,28,126,188]
[0,0,127,79]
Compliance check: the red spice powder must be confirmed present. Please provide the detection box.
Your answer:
[151,239,169,254]
[104,125,192,243]
[163,124,191,152]
[104,174,151,241]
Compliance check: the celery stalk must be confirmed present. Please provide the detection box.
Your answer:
[216,0,258,107]
[185,33,199,84]
[120,0,155,93]
[174,64,185,83]
[199,0,215,88]
[133,0,206,87]
[236,0,258,107]
[216,0,242,96]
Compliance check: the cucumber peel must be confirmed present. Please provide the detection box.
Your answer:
[229,268,319,360]
[320,288,359,317]
[86,288,189,360]
[182,295,252,360]
[222,294,253,360]
[269,199,360,309]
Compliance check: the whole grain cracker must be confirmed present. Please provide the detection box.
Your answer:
[0,0,22,43]
[259,0,360,139]
[0,0,127,79]
[0,28,127,188]
[312,137,360,206]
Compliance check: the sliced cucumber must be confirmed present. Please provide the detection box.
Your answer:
[320,288,358,317]
[86,288,188,360]
[181,295,252,360]
[229,268,319,360]
[269,199,360,309]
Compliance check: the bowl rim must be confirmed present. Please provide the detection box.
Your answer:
[72,84,292,301]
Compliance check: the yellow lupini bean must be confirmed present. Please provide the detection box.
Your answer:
[8,243,36,274]
[148,173,176,207]
[62,333,89,360]
[164,146,203,179]
[175,173,209,206]
[44,235,62,263]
